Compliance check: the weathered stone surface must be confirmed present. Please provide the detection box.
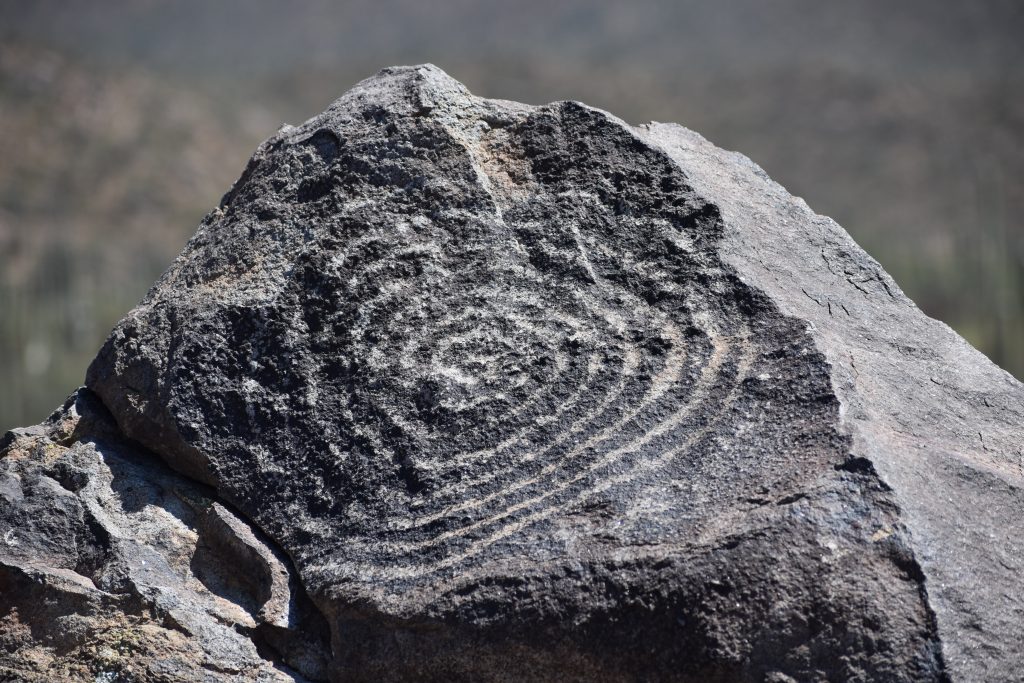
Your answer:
[0,391,331,681]
[3,65,1022,681]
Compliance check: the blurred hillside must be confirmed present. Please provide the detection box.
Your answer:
[0,0,1021,430]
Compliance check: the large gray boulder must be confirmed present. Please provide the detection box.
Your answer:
[3,65,1022,682]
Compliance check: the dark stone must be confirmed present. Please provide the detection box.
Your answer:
[3,65,1022,681]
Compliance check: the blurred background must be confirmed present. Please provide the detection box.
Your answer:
[0,0,1021,431]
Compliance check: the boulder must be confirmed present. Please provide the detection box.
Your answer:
[3,65,1022,682]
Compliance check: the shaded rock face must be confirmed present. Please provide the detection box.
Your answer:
[0,391,331,681]
[3,66,1022,681]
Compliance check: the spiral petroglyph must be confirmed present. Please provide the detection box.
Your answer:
[273,102,781,586]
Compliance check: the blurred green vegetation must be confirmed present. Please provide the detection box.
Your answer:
[0,1,1021,431]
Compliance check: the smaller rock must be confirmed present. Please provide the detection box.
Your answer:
[0,389,330,682]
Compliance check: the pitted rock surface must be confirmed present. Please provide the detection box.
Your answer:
[3,65,1022,681]
[0,391,331,682]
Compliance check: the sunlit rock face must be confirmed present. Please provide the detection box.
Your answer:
[3,65,1021,682]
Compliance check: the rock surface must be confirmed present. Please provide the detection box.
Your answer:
[3,65,1022,681]
[0,391,331,682]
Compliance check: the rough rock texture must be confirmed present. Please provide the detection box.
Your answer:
[0,391,331,682]
[3,65,1022,681]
